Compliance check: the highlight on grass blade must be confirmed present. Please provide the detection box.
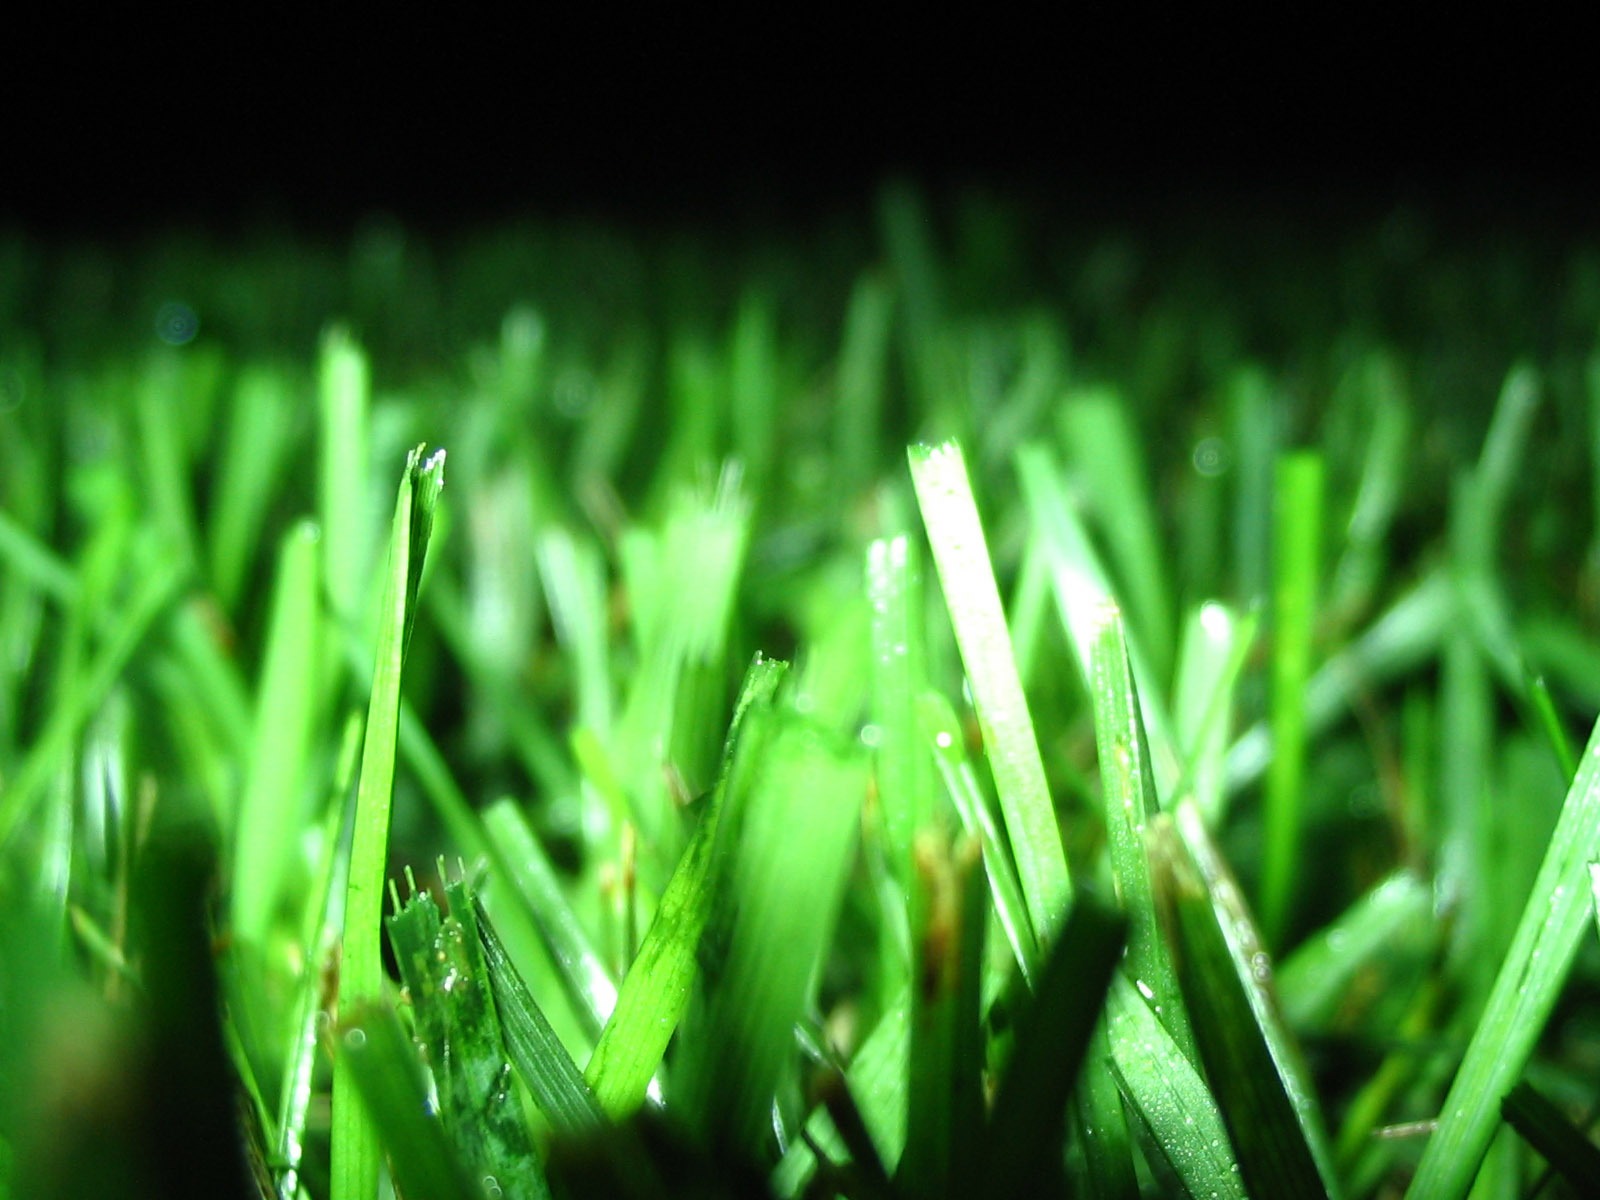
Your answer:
[330,444,445,1200]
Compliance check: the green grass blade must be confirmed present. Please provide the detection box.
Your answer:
[585,656,788,1118]
[910,439,1070,942]
[835,271,894,497]
[207,364,295,610]
[1171,601,1257,827]
[231,521,322,944]
[334,1000,481,1200]
[331,444,445,1200]
[1261,451,1324,945]
[1105,973,1249,1200]
[1153,809,1339,1199]
[318,327,372,623]
[983,892,1126,1199]
[1502,1080,1600,1192]
[1406,707,1600,1197]
[473,895,606,1137]
[867,533,933,887]
[1091,609,1194,1061]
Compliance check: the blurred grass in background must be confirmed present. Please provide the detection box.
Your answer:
[5,186,1600,1198]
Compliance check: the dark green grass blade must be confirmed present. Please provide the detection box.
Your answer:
[331,444,445,1200]
[473,895,606,1137]
[1152,810,1339,1200]
[1502,1080,1600,1193]
[387,875,548,1199]
[983,892,1126,1200]
[335,1001,481,1200]
[585,655,788,1118]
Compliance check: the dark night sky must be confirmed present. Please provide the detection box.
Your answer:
[3,10,1595,237]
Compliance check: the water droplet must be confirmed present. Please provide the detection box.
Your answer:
[1135,978,1156,1002]
[343,1027,367,1050]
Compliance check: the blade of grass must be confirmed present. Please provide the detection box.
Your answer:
[867,534,933,888]
[319,326,372,623]
[1261,451,1323,946]
[1502,1080,1600,1192]
[330,444,445,1200]
[910,439,1070,943]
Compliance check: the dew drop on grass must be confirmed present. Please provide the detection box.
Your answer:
[343,1027,367,1050]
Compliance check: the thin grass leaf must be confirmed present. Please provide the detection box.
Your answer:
[1171,601,1257,827]
[835,271,895,497]
[1090,609,1194,1061]
[867,533,933,886]
[473,895,606,1137]
[1152,809,1339,1199]
[585,655,788,1118]
[231,521,322,944]
[1502,1080,1600,1193]
[910,439,1070,942]
[983,892,1126,1200]
[318,327,372,622]
[207,364,296,610]
[334,1001,482,1200]
[1261,451,1323,945]
[1104,973,1248,1200]
[331,444,445,1200]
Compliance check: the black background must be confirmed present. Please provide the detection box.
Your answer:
[2,9,1595,237]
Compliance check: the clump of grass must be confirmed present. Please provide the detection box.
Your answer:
[5,190,1600,1200]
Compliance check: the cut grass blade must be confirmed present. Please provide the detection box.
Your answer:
[331,444,445,1200]
[1261,451,1323,946]
[585,655,788,1118]
[1406,708,1600,1198]
[910,439,1070,943]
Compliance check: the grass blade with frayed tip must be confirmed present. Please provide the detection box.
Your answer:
[1412,736,1600,1198]
[1502,1080,1600,1191]
[1104,973,1248,1200]
[1060,389,1175,684]
[918,689,1038,982]
[1275,871,1432,1033]
[585,656,788,1118]
[983,892,1126,1200]
[1090,609,1194,1061]
[910,439,1070,943]
[898,833,987,1200]
[473,895,606,1137]
[675,713,865,1160]
[387,875,548,1200]
[334,1001,481,1200]
[1225,569,1452,794]
[1152,809,1338,1200]
[231,521,322,944]
[1262,451,1323,946]
[482,801,617,1041]
[331,444,445,1200]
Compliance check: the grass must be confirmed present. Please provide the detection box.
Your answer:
[7,189,1600,1199]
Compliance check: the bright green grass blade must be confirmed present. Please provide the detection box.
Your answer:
[1501,1080,1600,1192]
[1229,366,1280,602]
[1091,610,1194,1061]
[1060,388,1175,684]
[134,355,204,572]
[0,550,186,850]
[331,444,444,1200]
[585,656,788,1118]
[918,689,1038,982]
[1407,709,1600,1198]
[1261,451,1323,946]
[1153,809,1339,1199]
[1171,601,1257,827]
[231,521,322,944]
[1524,671,1578,782]
[481,801,617,1041]
[0,507,75,603]
[867,534,933,886]
[1225,569,1451,794]
[537,526,613,737]
[473,894,606,1137]
[675,713,864,1160]
[319,326,372,622]
[387,875,548,1200]
[334,1000,482,1200]
[1104,973,1248,1200]
[983,892,1126,1199]
[898,834,987,1200]
[1275,871,1432,1033]
[910,439,1070,943]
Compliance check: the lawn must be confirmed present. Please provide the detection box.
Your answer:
[4,187,1600,1198]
